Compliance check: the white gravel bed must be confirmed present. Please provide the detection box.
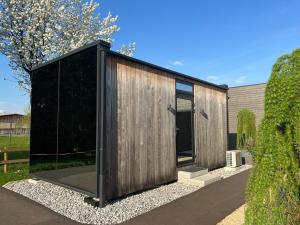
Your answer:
[4,180,199,225]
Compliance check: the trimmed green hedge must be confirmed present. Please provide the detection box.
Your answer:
[245,49,300,224]
[237,109,256,150]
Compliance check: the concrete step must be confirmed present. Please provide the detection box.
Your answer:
[192,173,222,186]
[178,167,208,179]
[178,173,222,187]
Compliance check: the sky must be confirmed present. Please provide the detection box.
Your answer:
[1,0,300,114]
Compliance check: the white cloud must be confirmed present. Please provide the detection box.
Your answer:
[0,109,5,115]
[206,75,219,81]
[172,60,184,66]
[234,76,247,84]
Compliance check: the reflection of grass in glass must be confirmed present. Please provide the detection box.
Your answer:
[0,163,29,186]
[30,155,95,172]
[0,149,30,186]
[0,136,30,150]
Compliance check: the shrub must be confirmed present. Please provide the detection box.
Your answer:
[245,49,300,225]
[237,109,256,150]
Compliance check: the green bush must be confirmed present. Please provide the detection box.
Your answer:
[237,109,256,150]
[245,49,300,225]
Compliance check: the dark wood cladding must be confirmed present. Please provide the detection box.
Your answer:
[228,84,266,134]
[105,53,228,200]
[105,54,177,200]
[194,85,227,170]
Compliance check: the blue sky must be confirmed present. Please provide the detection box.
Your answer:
[1,0,300,114]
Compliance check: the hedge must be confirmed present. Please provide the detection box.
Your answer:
[237,109,256,150]
[245,49,300,225]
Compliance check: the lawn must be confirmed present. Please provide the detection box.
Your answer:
[0,135,30,186]
[0,163,29,186]
[0,135,30,150]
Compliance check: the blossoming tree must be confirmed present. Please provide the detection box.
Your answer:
[0,0,135,92]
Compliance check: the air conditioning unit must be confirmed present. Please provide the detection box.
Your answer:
[226,150,242,168]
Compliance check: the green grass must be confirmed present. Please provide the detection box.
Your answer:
[0,163,29,186]
[0,136,30,150]
[0,135,30,186]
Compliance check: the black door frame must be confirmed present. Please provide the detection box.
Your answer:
[175,81,195,167]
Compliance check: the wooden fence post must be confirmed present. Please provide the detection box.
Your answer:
[3,151,8,173]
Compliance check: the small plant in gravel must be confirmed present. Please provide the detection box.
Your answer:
[237,109,256,150]
[245,49,300,225]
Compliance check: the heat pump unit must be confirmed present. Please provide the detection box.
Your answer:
[226,150,242,168]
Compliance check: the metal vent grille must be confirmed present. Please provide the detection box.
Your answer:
[226,152,233,167]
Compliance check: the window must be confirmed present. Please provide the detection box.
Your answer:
[30,46,98,195]
[30,62,59,172]
[57,46,97,194]
[176,80,193,93]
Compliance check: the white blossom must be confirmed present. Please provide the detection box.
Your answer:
[0,0,135,93]
[118,42,136,57]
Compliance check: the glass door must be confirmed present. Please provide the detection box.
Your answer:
[176,80,194,166]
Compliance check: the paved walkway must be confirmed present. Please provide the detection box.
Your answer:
[0,170,250,225]
[0,187,83,225]
[121,170,250,225]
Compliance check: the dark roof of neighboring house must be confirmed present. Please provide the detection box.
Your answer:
[31,40,228,91]
[0,114,24,118]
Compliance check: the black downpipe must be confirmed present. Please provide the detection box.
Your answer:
[97,45,106,207]
[226,90,229,151]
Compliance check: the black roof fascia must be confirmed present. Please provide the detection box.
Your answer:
[31,40,111,71]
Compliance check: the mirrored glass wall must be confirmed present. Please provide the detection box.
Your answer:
[30,46,98,195]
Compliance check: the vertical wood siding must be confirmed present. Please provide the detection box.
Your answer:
[105,53,228,199]
[194,85,228,170]
[105,54,177,199]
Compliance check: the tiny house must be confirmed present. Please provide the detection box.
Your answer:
[30,40,228,206]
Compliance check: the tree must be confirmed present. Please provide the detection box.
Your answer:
[0,0,135,92]
[16,104,31,128]
[236,109,256,150]
[245,49,300,225]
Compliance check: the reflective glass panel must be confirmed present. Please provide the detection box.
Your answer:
[176,95,193,164]
[176,80,193,93]
[57,46,97,194]
[30,62,59,173]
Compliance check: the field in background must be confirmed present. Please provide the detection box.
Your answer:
[0,135,30,185]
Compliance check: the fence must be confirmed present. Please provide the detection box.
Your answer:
[0,148,29,173]
[0,128,30,136]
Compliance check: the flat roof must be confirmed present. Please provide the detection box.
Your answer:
[229,83,267,89]
[31,40,227,91]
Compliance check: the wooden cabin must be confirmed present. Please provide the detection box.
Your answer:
[30,40,228,206]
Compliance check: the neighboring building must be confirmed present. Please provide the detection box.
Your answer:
[0,113,30,135]
[30,40,228,206]
[0,114,24,128]
[228,83,266,149]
